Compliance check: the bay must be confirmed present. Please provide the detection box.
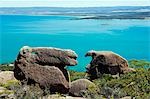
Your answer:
[0,15,150,71]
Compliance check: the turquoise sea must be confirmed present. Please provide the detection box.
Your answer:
[1,15,150,71]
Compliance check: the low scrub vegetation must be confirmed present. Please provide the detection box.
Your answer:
[129,59,150,68]
[69,70,86,81]
[0,65,14,71]
[0,59,150,98]
[69,59,150,99]
[69,68,150,99]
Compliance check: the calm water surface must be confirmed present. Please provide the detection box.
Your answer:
[1,15,150,71]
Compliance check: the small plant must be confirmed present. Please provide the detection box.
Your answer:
[0,80,20,89]
[69,70,86,81]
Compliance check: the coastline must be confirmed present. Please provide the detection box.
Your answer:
[0,5,150,99]
[1,14,150,20]
[1,6,150,20]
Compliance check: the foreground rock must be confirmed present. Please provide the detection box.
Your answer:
[0,71,16,84]
[85,50,135,80]
[14,46,78,93]
[69,79,97,97]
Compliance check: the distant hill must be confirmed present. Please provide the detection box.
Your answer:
[0,6,150,19]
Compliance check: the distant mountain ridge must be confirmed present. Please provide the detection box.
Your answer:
[0,6,150,19]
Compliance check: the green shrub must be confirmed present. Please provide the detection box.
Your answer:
[69,70,86,81]
[129,59,150,69]
[90,68,150,98]
[0,80,20,90]
[0,64,14,71]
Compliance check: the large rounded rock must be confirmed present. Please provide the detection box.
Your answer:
[85,50,135,80]
[15,65,69,93]
[14,46,78,93]
[69,79,96,97]
[16,46,78,67]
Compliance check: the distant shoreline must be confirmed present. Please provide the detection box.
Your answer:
[1,14,150,20]
[0,6,149,20]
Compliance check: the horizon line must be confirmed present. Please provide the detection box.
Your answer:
[0,5,150,8]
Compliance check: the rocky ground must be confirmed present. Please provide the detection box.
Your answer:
[0,46,150,99]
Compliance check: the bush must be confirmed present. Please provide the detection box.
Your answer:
[0,64,14,71]
[129,59,150,69]
[0,80,20,90]
[69,70,86,81]
[87,68,150,98]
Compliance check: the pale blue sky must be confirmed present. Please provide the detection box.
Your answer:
[0,0,150,7]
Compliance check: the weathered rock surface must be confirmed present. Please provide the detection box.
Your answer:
[0,71,16,84]
[85,50,135,80]
[69,79,96,97]
[16,46,78,67]
[14,46,78,93]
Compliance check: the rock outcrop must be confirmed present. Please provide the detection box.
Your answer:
[14,46,78,93]
[85,50,135,80]
[0,71,17,84]
[69,79,97,97]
